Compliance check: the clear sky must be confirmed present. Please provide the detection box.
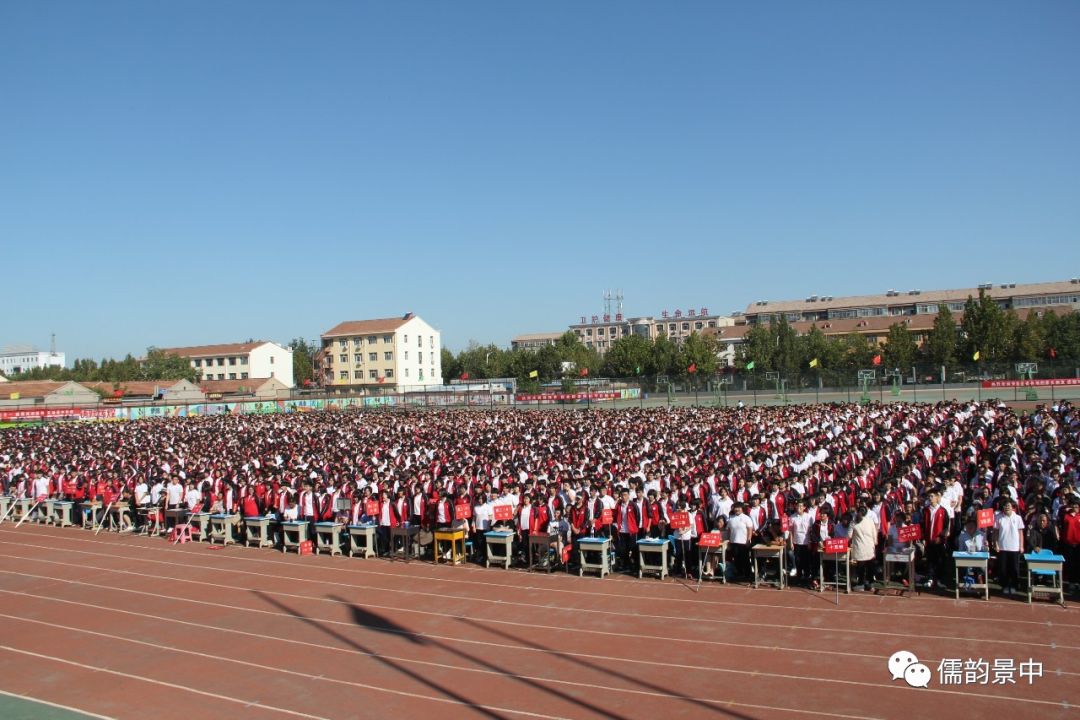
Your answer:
[2,1,1078,359]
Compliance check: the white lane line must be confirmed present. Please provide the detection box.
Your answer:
[0,618,570,720]
[0,645,328,720]
[0,573,1073,708]
[6,526,1073,627]
[3,545,1077,653]
[0,589,881,720]
[0,688,115,719]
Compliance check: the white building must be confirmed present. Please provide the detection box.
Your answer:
[0,347,66,376]
[319,313,442,389]
[161,341,295,388]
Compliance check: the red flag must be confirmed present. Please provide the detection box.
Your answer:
[303,379,312,387]
[579,367,589,377]
[377,377,385,384]
[872,355,882,366]
[1049,348,1057,359]
[460,372,470,380]
[688,363,697,374]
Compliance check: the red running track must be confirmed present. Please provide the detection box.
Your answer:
[0,524,1076,720]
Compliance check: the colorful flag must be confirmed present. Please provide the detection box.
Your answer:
[9,392,19,400]
[745,361,755,371]
[377,376,385,384]
[460,372,470,380]
[528,370,539,378]
[1049,347,1057,358]
[688,363,697,374]
[579,367,589,377]
[973,351,980,361]
[809,358,819,368]
[871,355,882,366]
[634,366,642,375]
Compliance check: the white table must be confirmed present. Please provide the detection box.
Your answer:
[484,531,514,569]
[753,544,786,589]
[315,522,344,556]
[578,537,611,578]
[347,524,377,558]
[244,516,276,548]
[953,551,990,600]
[637,538,669,580]
[1025,552,1065,607]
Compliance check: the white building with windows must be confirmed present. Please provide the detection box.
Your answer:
[161,341,294,388]
[0,347,66,376]
[318,313,442,389]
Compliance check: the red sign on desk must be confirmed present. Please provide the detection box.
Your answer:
[781,515,790,532]
[598,508,613,526]
[976,508,995,529]
[698,532,724,548]
[823,537,849,554]
[897,524,922,543]
[492,505,514,522]
[670,511,690,530]
[364,499,380,517]
[455,502,472,519]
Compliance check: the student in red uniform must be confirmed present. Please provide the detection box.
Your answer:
[921,488,950,589]
[1061,498,1080,593]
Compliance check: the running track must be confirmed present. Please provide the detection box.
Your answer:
[0,524,1075,720]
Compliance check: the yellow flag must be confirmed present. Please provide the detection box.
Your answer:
[9,392,19,400]
[528,370,539,378]
[809,358,819,368]
[973,351,980,361]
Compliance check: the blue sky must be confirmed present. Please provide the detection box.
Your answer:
[2,1,1078,359]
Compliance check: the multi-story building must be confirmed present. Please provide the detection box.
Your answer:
[318,313,441,390]
[161,341,294,387]
[0,347,65,376]
[743,279,1080,325]
[569,307,734,354]
[511,332,564,351]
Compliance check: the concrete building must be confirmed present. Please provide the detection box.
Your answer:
[569,307,735,354]
[161,341,294,388]
[84,379,205,403]
[0,381,99,407]
[199,377,291,400]
[0,347,65,376]
[319,313,442,390]
[743,278,1080,325]
[511,332,564,351]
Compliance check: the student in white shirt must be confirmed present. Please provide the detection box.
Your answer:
[993,499,1025,596]
[726,503,755,581]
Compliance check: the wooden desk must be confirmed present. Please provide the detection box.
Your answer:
[578,537,611,578]
[953,551,990,600]
[697,541,728,583]
[243,516,276,548]
[637,538,669,580]
[484,531,514,569]
[1024,552,1065,607]
[529,533,559,572]
[209,514,241,545]
[753,544,787,589]
[315,522,344,556]
[883,548,916,595]
[819,550,850,594]
[47,500,75,528]
[280,521,309,554]
[109,502,134,532]
[188,512,211,541]
[347,524,377,558]
[389,525,420,562]
[434,527,466,565]
[80,501,102,529]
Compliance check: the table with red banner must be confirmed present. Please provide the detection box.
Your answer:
[883,524,921,595]
[752,541,787,589]
[697,531,727,583]
[819,536,850,594]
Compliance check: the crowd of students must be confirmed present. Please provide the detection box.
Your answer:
[2,400,1078,598]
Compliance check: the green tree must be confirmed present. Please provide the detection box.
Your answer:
[737,324,774,371]
[440,348,461,383]
[924,304,958,369]
[882,323,918,373]
[603,335,653,377]
[681,332,719,376]
[650,335,681,376]
[288,338,318,386]
[960,290,1009,362]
